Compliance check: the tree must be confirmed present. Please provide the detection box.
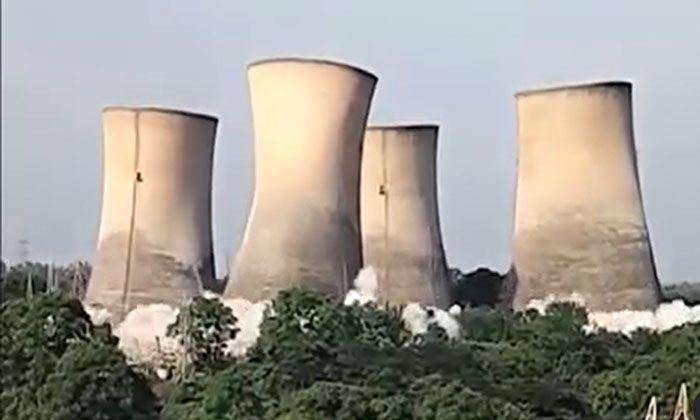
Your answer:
[450,267,505,308]
[163,289,600,419]
[662,282,700,305]
[34,339,157,420]
[0,292,156,420]
[0,261,49,302]
[0,260,93,303]
[166,296,239,375]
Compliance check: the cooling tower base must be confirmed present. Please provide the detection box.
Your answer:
[510,217,660,311]
[86,232,206,322]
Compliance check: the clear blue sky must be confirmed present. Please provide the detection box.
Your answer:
[2,1,699,284]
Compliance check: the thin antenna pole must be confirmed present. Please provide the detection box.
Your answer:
[47,263,55,292]
[18,239,32,298]
[26,271,34,299]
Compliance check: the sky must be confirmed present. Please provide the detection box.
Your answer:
[2,1,699,285]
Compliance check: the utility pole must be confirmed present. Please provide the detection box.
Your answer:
[47,262,56,292]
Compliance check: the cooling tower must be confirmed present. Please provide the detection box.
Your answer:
[224,58,377,301]
[85,107,217,321]
[360,125,451,308]
[509,81,661,311]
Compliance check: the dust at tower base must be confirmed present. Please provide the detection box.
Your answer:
[225,58,378,301]
[509,81,661,311]
[361,125,452,308]
[85,107,218,322]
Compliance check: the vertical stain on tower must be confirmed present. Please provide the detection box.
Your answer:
[121,111,141,319]
[509,81,661,311]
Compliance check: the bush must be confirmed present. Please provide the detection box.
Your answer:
[0,292,156,420]
[166,296,238,375]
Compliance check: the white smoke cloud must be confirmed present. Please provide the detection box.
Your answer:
[401,303,430,335]
[85,296,270,368]
[84,305,111,326]
[526,293,700,335]
[587,300,700,334]
[344,266,378,306]
[448,304,463,317]
[525,292,588,313]
[399,303,460,339]
[113,304,181,367]
[219,297,270,357]
[344,266,460,339]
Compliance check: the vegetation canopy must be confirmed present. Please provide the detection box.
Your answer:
[1,261,698,419]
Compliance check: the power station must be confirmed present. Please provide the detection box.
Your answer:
[360,125,451,308]
[508,81,661,311]
[85,107,217,321]
[224,58,378,301]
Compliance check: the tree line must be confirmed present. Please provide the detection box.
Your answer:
[1,263,698,419]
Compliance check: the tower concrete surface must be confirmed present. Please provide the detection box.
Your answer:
[509,81,661,311]
[225,58,377,301]
[360,125,451,308]
[85,106,217,321]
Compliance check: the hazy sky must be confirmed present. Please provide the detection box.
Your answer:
[2,1,699,284]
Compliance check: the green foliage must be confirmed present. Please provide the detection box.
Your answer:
[34,339,156,420]
[1,261,49,302]
[0,292,156,420]
[589,324,700,420]
[252,288,407,358]
[2,280,698,418]
[0,260,91,303]
[166,296,239,374]
[163,290,602,419]
[163,289,700,419]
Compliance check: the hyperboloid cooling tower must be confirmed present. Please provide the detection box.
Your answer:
[509,81,661,311]
[85,107,217,321]
[224,58,378,301]
[360,125,452,307]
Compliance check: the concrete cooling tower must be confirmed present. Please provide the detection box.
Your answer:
[509,81,661,311]
[225,58,377,301]
[85,107,217,321]
[360,125,451,308]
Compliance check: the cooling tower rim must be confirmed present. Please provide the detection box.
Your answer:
[367,123,439,131]
[515,80,632,97]
[247,57,378,81]
[102,105,219,122]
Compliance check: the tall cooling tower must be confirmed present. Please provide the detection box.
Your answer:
[509,81,661,311]
[224,58,377,301]
[85,107,217,321]
[360,125,451,307]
